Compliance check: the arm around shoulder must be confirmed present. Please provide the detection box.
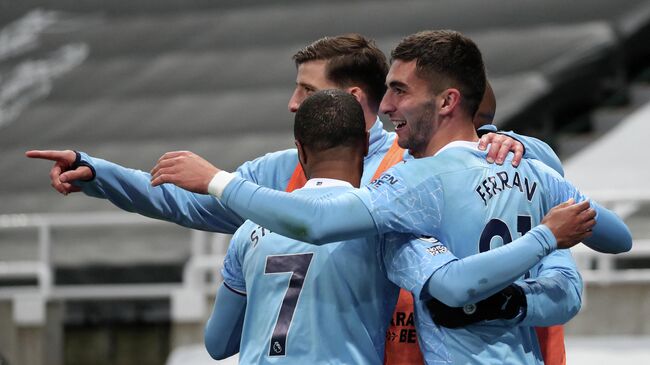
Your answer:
[219,176,378,244]
[423,225,556,307]
[499,131,564,176]
[583,201,633,253]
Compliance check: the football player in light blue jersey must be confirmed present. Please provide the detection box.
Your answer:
[154,31,632,364]
[204,89,595,364]
[206,90,401,364]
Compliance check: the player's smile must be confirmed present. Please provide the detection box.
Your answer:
[392,119,407,132]
[391,117,411,146]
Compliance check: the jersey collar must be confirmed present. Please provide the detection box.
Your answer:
[435,140,480,156]
[304,178,353,189]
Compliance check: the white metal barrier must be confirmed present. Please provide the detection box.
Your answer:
[571,194,650,284]
[0,212,228,312]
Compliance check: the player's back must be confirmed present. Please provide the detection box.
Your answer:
[429,142,561,259]
[392,141,575,364]
[434,141,577,364]
[223,183,399,364]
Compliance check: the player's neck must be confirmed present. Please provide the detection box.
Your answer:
[421,117,478,158]
[305,158,363,188]
[364,110,379,130]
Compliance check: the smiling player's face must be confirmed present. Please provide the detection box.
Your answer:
[288,60,339,113]
[380,60,440,158]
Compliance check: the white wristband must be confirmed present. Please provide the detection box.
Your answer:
[207,171,236,198]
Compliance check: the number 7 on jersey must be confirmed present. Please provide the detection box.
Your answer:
[264,253,314,357]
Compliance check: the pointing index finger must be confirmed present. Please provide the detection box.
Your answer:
[25,150,75,163]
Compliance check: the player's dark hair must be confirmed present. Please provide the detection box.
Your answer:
[293,34,388,109]
[294,89,366,152]
[391,30,486,117]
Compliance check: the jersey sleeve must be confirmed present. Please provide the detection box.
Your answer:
[516,249,583,327]
[74,150,298,234]
[499,131,564,176]
[544,172,632,253]
[75,152,244,233]
[383,224,557,308]
[220,177,377,244]
[204,284,246,359]
[381,233,456,299]
[424,225,556,307]
[233,149,299,191]
[221,226,248,294]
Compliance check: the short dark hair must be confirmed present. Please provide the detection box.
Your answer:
[391,30,486,116]
[294,89,366,152]
[293,34,388,108]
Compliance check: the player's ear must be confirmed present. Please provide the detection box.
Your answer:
[439,88,461,116]
[295,140,308,167]
[347,86,364,104]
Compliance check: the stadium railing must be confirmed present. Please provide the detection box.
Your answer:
[0,212,226,305]
[0,196,646,310]
[571,193,650,284]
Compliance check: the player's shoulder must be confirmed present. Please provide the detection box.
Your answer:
[237,148,298,172]
[230,220,259,248]
[435,144,487,170]
[382,148,476,182]
[520,158,565,180]
[235,148,299,185]
[247,148,298,167]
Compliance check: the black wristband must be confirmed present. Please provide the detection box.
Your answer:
[427,284,527,328]
[71,151,97,181]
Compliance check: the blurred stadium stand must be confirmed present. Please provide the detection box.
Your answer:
[1,1,650,364]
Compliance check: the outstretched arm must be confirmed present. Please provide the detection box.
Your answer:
[204,284,246,360]
[26,149,303,233]
[26,150,244,232]
[221,174,376,244]
[150,152,377,244]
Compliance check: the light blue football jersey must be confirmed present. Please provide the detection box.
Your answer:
[353,141,587,364]
[221,180,406,365]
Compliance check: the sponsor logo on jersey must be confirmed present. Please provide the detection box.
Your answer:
[370,173,399,189]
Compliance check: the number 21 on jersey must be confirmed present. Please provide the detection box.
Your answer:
[479,215,533,278]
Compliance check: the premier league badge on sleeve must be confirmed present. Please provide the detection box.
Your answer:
[418,236,448,256]
[425,245,448,256]
[418,236,449,256]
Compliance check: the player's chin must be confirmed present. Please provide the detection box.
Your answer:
[396,134,411,151]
